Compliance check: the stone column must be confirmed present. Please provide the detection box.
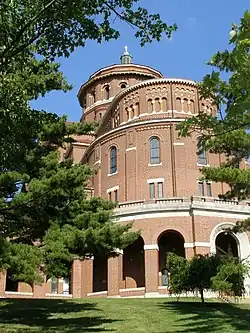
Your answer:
[71,259,83,298]
[184,243,195,260]
[127,107,133,120]
[0,270,6,296]
[144,244,159,297]
[58,278,64,294]
[159,98,163,112]
[107,250,123,297]
[151,100,155,113]
[71,258,93,298]
[81,258,93,297]
[33,275,46,299]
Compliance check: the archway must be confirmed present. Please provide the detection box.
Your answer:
[93,253,108,292]
[210,222,250,294]
[158,230,185,286]
[5,269,18,292]
[215,232,239,257]
[123,236,145,288]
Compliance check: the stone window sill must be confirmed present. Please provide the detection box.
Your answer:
[108,171,118,177]
[148,163,162,167]
[197,163,210,167]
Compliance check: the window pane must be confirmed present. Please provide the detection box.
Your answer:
[149,183,155,199]
[150,137,160,164]
[158,182,164,199]
[207,183,212,197]
[151,157,160,164]
[110,147,117,174]
[198,151,207,165]
[197,138,207,165]
[151,148,159,158]
[51,278,58,294]
[63,278,69,295]
[151,138,160,148]
[198,182,204,196]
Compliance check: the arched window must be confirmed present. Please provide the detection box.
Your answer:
[183,98,188,112]
[176,97,181,110]
[120,82,127,90]
[148,99,153,113]
[197,137,207,165]
[104,85,110,100]
[189,99,195,113]
[91,90,96,103]
[155,98,160,112]
[150,137,160,164]
[110,146,117,174]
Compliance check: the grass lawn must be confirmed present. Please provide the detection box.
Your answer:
[0,298,250,332]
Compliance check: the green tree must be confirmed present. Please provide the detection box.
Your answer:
[0,1,176,283]
[187,254,219,303]
[179,11,250,231]
[212,256,248,298]
[166,253,189,300]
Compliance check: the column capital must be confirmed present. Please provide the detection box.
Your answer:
[144,244,159,251]
[114,248,123,255]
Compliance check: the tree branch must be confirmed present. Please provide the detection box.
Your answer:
[1,0,58,62]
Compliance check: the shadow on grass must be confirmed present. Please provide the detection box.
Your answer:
[0,298,119,332]
[159,301,250,333]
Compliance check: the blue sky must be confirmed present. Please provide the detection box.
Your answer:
[31,0,249,121]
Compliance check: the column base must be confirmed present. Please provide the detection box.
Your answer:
[144,292,160,298]
[107,295,121,298]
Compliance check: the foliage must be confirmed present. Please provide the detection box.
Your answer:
[179,11,250,231]
[0,0,175,282]
[167,254,248,303]
[188,254,219,303]
[166,253,189,299]
[211,256,248,297]
[4,243,44,284]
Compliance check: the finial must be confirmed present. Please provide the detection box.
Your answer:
[120,46,133,64]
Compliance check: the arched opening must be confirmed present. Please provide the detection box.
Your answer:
[147,99,153,113]
[162,97,168,112]
[91,90,96,103]
[183,98,188,112]
[123,236,145,289]
[215,232,239,257]
[104,85,110,100]
[189,99,195,113]
[135,102,140,117]
[5,270,18,292]
[120,82,127,90]
[93,253,108,292]
[155,98,160,112]
[176,97,181,111]
[158,231,185,286]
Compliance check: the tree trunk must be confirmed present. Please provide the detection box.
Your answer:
[200,289,205,303]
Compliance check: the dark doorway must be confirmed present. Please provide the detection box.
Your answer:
[123,236,145,288]
[5,270,18,292]
[93,253,108,292]
[215,233,239,257]
[158,231,185,273]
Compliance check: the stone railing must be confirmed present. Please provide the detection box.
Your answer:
[117,196,250,209]
[156,197,187,204]
[118,200,145,208]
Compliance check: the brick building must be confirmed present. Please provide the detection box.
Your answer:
[1,48,250,299]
